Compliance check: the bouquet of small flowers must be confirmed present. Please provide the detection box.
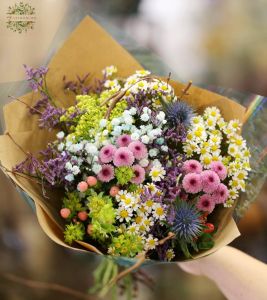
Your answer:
[0,16,254,297]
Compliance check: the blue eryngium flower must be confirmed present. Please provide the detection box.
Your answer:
[165,101,194,127]
[172,201,202,243]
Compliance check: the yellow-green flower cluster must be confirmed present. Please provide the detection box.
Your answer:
[87,191,116,240]
[183,106,251,207]
[60,90,127,142]
[108,233,144,257]
[115,166,134,185]
[64,222,85,245]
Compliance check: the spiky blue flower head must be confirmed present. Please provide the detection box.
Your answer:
[165,101,194,127]
[172,201,202,243]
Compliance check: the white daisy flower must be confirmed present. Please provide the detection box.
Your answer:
[152,203,166,220]
[166,249,175,261]
[149,165,166,182]
[145,235,159,250]
[116,207,133,222]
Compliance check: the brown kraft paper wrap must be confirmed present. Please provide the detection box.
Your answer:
[0,16,244,261]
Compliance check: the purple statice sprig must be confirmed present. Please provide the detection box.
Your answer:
[63,72,106,96]
[23,65,57,107]
[13,142,71,189]
[24,64,48,92]
[38,103,65,130]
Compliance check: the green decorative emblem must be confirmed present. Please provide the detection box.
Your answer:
[6,2,36,33]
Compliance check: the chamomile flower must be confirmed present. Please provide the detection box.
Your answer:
[134,215,144,225]
[234,170,248,181]
[103,65,117,77]
[127,224,139,234]
[204,106,221,120]
[224,198,235,208]
[166,249,175,261]
[200,153,213,168]
[145,183,158,194]
[116,207,133,222]
[228,144,239,157]
[145,235,158,250]
[144,199,155,213]
[149,165,166,182]
[205,117,216,129]
[191,116,204,125]
[217,118,227,129]
[229,188,239,200]
[209,134,222,145]
[143,217,154,228]
[152,203,166,220]
[228,119,241,132]
[136,70,151,77]
[192,126,207,141]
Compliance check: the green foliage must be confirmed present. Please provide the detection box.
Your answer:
[127,183,138,192]
[64,222,85,245]
[109,233,144,258]
[62,191,84,219]
[197,233,215,250]
[115,166,134,185]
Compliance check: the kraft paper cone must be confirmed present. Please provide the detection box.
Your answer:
[0,16,245,260]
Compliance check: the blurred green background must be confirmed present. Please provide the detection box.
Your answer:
[1,1,267,299]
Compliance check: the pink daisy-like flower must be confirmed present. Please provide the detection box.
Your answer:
[131,164,146,184]
[212,183,229,204]
[201,170,220,194]
[113,147,135,167]
[99,144,116,163]
[182,173,202,194]
[196,194,215,213]
[209,161,227,180]
[128,141,148,160]
[183,159,203,174]
[116,134,132,147]
[97,164,114,182]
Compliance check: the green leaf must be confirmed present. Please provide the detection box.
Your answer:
[179,240,193,259]
[198,233,215,250]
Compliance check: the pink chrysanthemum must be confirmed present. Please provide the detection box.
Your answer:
[113,147,135,167]
[128,141,147,160]
[99,144,116,163]
[183,159,203,174]
[196,194,215,213]
[182,173,202,194]
[116,134,132,147]
[209,161,227,180]
[212,183,229,204]
[97,164,114,182]
[131,164,146,184]
[201,170,220,194]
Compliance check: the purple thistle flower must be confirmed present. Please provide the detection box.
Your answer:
[164,101,195,127]
[172,201,202,243]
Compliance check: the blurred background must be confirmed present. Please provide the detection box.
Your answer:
[0,0,267,299]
